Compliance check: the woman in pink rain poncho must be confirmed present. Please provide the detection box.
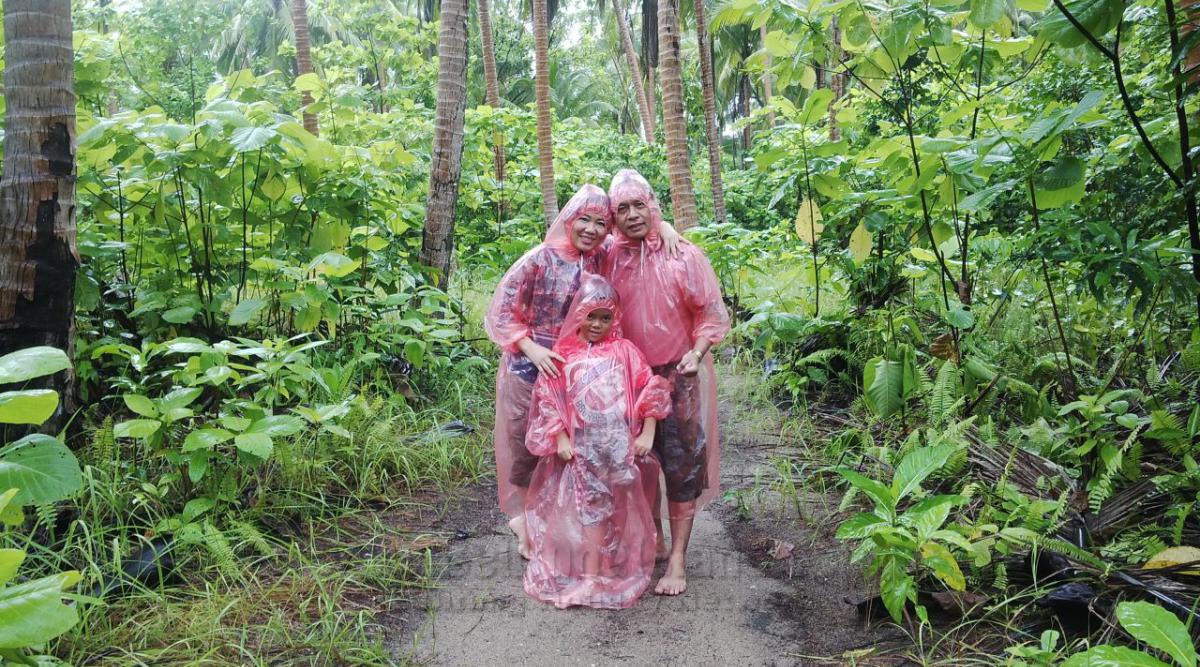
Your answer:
[523,273,671,608]
[484,185,613,556]
[604,169,730,596]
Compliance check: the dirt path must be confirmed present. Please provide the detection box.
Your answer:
[395,364,896,665]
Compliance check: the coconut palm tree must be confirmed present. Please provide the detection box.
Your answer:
[292,0,319,135]
[0,0,80,420]
[533,0,558,224]
[692,0,726,222]
[421,0,470,288]
[657,0,699,228]
[612,0,656,142]
[478,0,507,185]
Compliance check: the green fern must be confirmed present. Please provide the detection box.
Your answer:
[1032,536,1109,571]
[993,561,1009,590]
[928,361,961,425]
[203,522,240,580]
[230,520,274,558]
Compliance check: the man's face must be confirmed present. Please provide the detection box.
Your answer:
[614,199,651,240]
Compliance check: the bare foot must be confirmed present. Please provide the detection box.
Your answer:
[654,554,687,595]
[655,537,669,562]
[508,515,531,560]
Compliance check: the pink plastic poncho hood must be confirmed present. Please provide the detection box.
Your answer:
[607,169,665,250]
[484,185,613,517]
[523,274,671,609]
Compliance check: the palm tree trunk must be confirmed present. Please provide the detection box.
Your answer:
[613,0,656,143]
[292,0,319,136]
[534,0,558,225]
[739,74,752,165]
[658,0,698,229]
[760,25,776,127]
[420,0,470,289]
[693,0,726,223]
[477,0,507,186]
[0,0,80,423]
[647,66,659,136]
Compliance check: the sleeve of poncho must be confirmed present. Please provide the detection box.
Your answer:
[526,369,569,457]
[682,247,731,347]
[629,342,671,422]
[484,253,539,353]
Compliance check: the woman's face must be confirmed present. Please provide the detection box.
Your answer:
[570,212,609,252]
[581,308,614,343]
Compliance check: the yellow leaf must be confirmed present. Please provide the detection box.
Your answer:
[799,65,817,90]
[794,198,824,246]
[849,222,873,265]
[1145,546,1200,574]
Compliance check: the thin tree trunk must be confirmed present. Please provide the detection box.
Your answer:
[692,0,726,223]
[829,19,844,141]
[613,0,656,143]
[293,0,319,136]
[420,0,470,289]
[477,0,507,184]
[760,25,775,127]
[534,0,558,225]
[658,0,698,229]
[0,0,80,426]
[739,74,752,162]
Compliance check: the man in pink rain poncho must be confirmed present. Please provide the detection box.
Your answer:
[484,184,681,558]
[604,169,731,596]
[523,274,672,608]
[483,185,615,557]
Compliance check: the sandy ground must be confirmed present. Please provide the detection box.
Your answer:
[394,366,898,666]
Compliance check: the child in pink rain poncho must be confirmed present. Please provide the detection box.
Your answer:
[523,273,671,609]
[484,185,613,557]
[604,169,730,596]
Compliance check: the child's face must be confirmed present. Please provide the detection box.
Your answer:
[581,308,614,343]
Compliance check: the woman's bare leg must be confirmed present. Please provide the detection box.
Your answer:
[507,486,531,559]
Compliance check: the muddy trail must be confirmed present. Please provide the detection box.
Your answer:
[391,365,903,666]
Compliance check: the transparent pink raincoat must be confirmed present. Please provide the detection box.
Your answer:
[523,274,671,609]
[603,169,731,517]
[484,185,612,516]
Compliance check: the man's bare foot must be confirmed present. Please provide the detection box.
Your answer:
[655,537,670,562]
[654,554,687,595]
[508,515,531,560]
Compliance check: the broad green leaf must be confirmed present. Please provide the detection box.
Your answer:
[405,338,427,368]
[122,394,158,418]
[1032,156,1086,209]
[0,390,58,425]
[228,298,267,326]
[837,469,895,513]
[182,428,234,452]
[1062,646,1171,667]
[849,223,873,265]
[892,444,955,500]
[921,541,966,591]
[880,557,915,623]
[1115,601,1197,667]
[800,89,835,126]
[1040,0,1123,49]
[0,435,82,505]
[230,126,277,153]
[294,72,323,92]
[0,570,81,648]
[944,306,975,330]
[864,357,905,418]
[245,415,304,437]
[159,387,203,412]
[234,432,273,458]
[0,347,70,384]
[836,512,887,539]
[114,419,161,439]
[969,0,1006,28]
[0,549,23,586]
[162,306,197,324]
[309,252,360,278]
